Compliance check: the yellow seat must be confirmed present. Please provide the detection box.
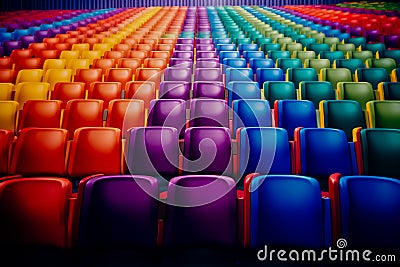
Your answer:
[66,59,90,76]
[81,50,102,65]
[71,43,90,57]
[15,69,44,84]
[14,82,50,110]
[43,59,66,73]
[43,69,72,91]
[0,101,19,132]
[60,50,80,62]
[93,43,113,55]
[0,83,14,100]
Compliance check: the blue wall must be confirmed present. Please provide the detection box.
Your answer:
[0,0,344,11]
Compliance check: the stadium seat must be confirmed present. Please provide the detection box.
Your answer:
[43,59,67,73]
[256,68,284,88]
[74,68,103,91]
[377,82,400,100]
[15,69,44,84]
[51,82,85,109]
[304,59,331,75]
[0,83,13,100]
[355,68,390,90]
[14,82,50,110]
[287,68,318,89]
[299,81,335,108]
[134,68,162,89]
[263,81,296,107]
[192,81,225,100]
[88,82,122,110]
[0,101,19,132]
[106,99,145,134]
[226,68,253,84]
[194,68,222,82]
[0,129,13,175]
[366,100,400,129]
[104,68,133,89]
[249,58,274,74]
[43,69,73,91]
[333,59,364,76]
[92,58,116,76]
[17,100,62,131]
[293,50,316,64]
[189,99,229,128]
[366,58,397,75]
[320,68,352,90]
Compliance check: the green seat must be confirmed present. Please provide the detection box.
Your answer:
[333,59,364,75]
[320,100,366,141]
[378,82,400,100]
[349,50,374,64]
[234,37,251,45]
[366,100,400,129]
[276,58,302,73]
[320,68,353,90]
[304,59,331,75]
[309,32,325,43]
[334,43,356,58]
[267,50,290,62]
[319,51,345,66]
[263,81,296,107]
[337,82,375,110]
[365,58,397,74]
[287,67,318,89]
[348,37,366,50]
[299,81,335,109]
[293,50,316,64]
[355,67,390,89]
[284,43,303,55]
[276,37,293,47]
[322,37,340,48]
[357,128,400,178]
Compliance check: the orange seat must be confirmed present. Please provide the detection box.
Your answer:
[53,43,73,51]
[121,38,138,46]
[133,43,153,52]
[92,58,116,76]
[140,38,158,45]
[128,50,148,60]
[106,99,145,133]
[55,34,70,42]
[143,58,168,69]
[116,58,142,72]
[17,100,62,131]
[105,68,133,89]
[39,50,61,60]
[104,50,125,59]
[64,37,80,45]
[88,82,122,110]
[74,68,103,91]
[134,68,161,90]
[125,81,156,109]
[149,50,170,59]
[155,44,174,53]
[113,43,131,52]
[51,82,86,108]
[82,37,100,49]
[28,43,48,58]
[43,37,60,49]
[62,99,104,139]
[158,38,176,45]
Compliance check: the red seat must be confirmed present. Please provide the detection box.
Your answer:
[134,68,161,90]
[125,81,156,109]
[106,99,145,133]
[88,82,122,110]
[74,68,103,91]
[105,68,133,89]
[0,57,13,69]
[51,82,86,109]
[0,69,16,83]
[14,58,44,71]
[0,130,13,176]
[17,100,62,132]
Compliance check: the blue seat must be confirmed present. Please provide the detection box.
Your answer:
[249,58,274,74]
[216,43,236,53]
[245,174,331,249]
[219,51,240,63]
[275,100,317,140]
[338,175,400,249]
[243,51,265,62]
[222,57,247,73]
[237,127,290,178]
[238,43,258,54]
[256,68,284,88]
[226,68,253,84]
[227,81,260,107]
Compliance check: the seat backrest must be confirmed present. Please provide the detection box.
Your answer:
[189,99,229,128]
[256,68,284,88]
[163,67,192,82]
[249,58,274,74]
[275,100,317,140]
[378,82,400,100]
[0,178,72,248]
[337,82,375,110]
[339,176,400,249]
[43,69,72,91]
[0,100,19,132]
[355,67,389,89]
[227,81,260,107]
[264,81,296,107]
[18,100,62,131]
[0,129,14,175]
[245,174,330,249]
[299,81,335,109]
[74,69,103,91]
[106,99,145,134]
[333,59,364,75]
[194,68,222,82]
[366,100,400,129]
[14,82,50,110]
[15,69,44,84]
[276,58,302,73]
[148,99,186,139]
[192,81,225,99]
[320,68,352,90]
[67,127,122,179]
[10,128,68,176]
[164,175,237,247]
[51,82,85,109]
[183,127,232,176]
[124,81,156,109]
[287,68,318,89]
[226,68,253,84]
[159,81,191,101]
[76,175,159,248]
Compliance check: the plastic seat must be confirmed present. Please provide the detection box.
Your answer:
[249,58,274,74]
[366,100,400,129]
[172,51,193,59]
[262,43,281,54]
[43,69,72,91]
[355,67,389,90]
[334,175,400,249]
[51,82,85,109]
[128,50,148,60]
[126,127,179,186]
[192,81,224,100]
[71,43,90,57]
[293,50,316,64]
[105,99,145,134]
[134,68,162,89]
[275,100,317,140]
[75,175,158,249]
[285,42,303,56]
[92,58,116,76]
[256,68,284,88]
[17,100,62,131]
[164,175,236,248]
[295,128,357,188]
[66,59,90,76]
[299,81,335,109]
[365,58,397,75]
[61,99,104,139]
[0,178,72,248]
[354,128,400,178]
[243,51,265,62]
[222,58,247,73]
[304,59,331,75]
[159,81,190,101]
[244,174,331,249]
[59,50,80,63]
[148,99,186,138]
[335,43,356,58]
[365,43,386,58]
[163,67,191,82]
[10,128,68,176]
[124,80,155,109]
[189,99,229,128]
[0,129,13,175]
[0,101,19,132]
[0,83,13,101]
[226,81,259,107]
[0,57,13,69]
[319,51,345,66]
[117,58,142,72]
[14,82,50,110]
[143,58,167,70]
[382,49,400,66]
[233,97,272,131]
[348,50,374,64]
[88,82,122,110]
[74,68,102,91]
[14,58,43,72]
[169,58,193,69]
[393,68,400,82]
[337,82,375,110]
[287,68,318,89]
[266,50,290,63]
[104,68,133,89]
[67,127,122,179]
[43,59,66,73]
[333,59,364,76]
[309,43,331,56]
[263,81,296,107]
[226,68,253,84]
[196,51,217,59]
[81,50,102,65]
[378,82,400,100]
[275,58,302,74]
[15,69,43,84]
[194,68,222,82]
[219,51,240,64]
[320,68,352,90]
[0,69,16,84]
[10,49,32,64]
[183,127,232,176]
[216,44,236,53]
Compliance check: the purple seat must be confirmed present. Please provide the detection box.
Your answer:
[148,99,186,138]
[174,44,194,51]
[177,38,194,45]
[34,30,52,42]
[195,58,220,68]
[0,47,3,57]
[189,99,229,128]
[381,35,399,49]
[183,127,232,176]
[364,29,380,43]
[194,68,222,82]
[127,127,179,185]
[164,175,237,247]
[163,67,192,82]
[20,35,37,49]
[159,81,191,101]
[169,58,193,69]
[196,38,213,45]
[172,51,193,59]
[192,81,225,99]
[2,41,22,57]
[76,175,159,248]
[196,51,217,59]
[196,44,215,51]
